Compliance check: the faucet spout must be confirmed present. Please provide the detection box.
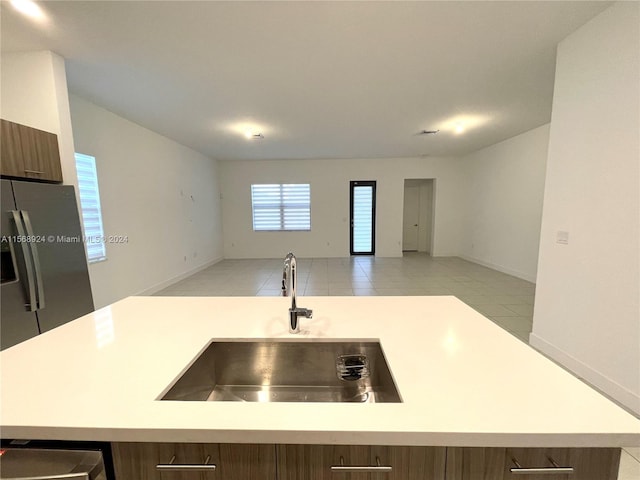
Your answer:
[282,252,312,333]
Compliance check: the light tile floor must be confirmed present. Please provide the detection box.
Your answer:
[156,253,638,478]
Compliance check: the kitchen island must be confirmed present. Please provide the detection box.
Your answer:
[1,296,638,479]
[1,295,637,446]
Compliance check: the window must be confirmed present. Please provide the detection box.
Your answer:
[75,153,107,263]
[251,184,311,231]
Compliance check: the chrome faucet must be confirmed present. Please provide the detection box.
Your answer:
[282,252,313,333]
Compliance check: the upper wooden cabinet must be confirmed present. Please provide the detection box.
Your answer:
[1,119,63,183]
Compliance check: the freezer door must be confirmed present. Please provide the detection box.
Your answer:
[12,181,94,333]
[1,180,40,350]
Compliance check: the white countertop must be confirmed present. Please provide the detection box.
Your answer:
[1,296,638,447]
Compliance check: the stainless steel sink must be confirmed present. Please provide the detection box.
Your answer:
[160,340,401,403]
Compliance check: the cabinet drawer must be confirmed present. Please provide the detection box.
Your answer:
[506,448,620,480]
[445,447,620,480]
[112,443,276,480]
[277,445,446,480]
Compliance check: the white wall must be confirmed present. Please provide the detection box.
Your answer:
[220,157,465,259]
[1,51,60,133]
[69,95,224,308]
[532,2,640,414]
[1,51,79,188]
[459,124,550,282]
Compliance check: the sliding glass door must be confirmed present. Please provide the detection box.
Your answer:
[350,181,376,255]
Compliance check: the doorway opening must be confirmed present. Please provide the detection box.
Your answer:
[350,181,376,255]
[402,179,435,255]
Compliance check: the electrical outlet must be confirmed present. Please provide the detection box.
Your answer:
[556,231,569,245]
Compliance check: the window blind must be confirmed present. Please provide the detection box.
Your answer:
[75,153,107,263]
[251,184,311,231]
[352,186,373,252]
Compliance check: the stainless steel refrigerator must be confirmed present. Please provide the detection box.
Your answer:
[1,179,94,350]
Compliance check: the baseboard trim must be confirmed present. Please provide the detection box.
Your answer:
[458,255,536,283]
[136,257,223,296]
[530,332,640,417]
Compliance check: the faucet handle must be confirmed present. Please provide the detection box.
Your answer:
[290,307,313,318]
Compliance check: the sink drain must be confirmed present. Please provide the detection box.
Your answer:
[336,354,370,381]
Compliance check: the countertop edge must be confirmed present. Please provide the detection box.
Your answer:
[2,426,638,448]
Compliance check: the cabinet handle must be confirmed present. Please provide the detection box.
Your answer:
[23,169,45,174]
[510,456,574,475]
[330,456,392,473]
[156,454,217,472]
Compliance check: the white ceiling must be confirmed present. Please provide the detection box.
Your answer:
[1,1,610,161]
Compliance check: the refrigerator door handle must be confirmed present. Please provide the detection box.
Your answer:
[11,210,37,311]
[21,210,46,310]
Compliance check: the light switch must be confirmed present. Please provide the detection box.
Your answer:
[556,231,569,245]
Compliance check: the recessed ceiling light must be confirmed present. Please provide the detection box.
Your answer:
[225,121,271,140]
[243,130,263,140]
[10,0,45,20]
[436,114,490,135]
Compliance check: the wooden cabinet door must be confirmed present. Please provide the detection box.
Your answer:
[112,443,216,480]
[20,125,63,182]
[446,448,507,480]
[277,445,372,480]
[505,448,620,480]
[0,119,25,178]
[0,119,63,182]
[112,443,276,480]
[446,447,620,480]
[372,446,446,480]
[217,444,276,480]
[278,445,445,480]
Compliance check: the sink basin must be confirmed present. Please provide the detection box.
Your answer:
[160,340,401,403]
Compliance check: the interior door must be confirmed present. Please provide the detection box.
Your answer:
[350,181,376,255]
[402,185,420,251]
